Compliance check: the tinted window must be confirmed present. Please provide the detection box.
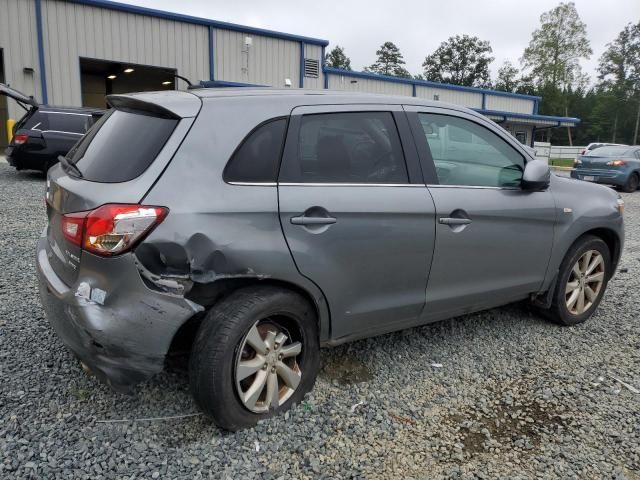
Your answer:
[585,146,632,157]
[47,113,92,133]
[224,118,287,183]
[69,109,178,183]
[281,112,408,183]
[418,113,525,188]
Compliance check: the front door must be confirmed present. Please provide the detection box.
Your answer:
[405,107,556,319]
[278,105,436,340]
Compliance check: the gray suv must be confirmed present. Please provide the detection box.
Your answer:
[37,89,624,430]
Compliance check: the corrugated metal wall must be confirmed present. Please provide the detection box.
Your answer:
[485,94,533,114]
[214,29,300,87]
[415,85,482,109]
[328,73,413,96]
[40,0,209,106]
[302,43,323,90]
[0,0,41,121]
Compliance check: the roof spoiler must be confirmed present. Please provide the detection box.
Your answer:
[106,91,201,119]
[107,95,181,119]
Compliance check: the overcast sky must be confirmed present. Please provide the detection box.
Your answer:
[122,0,638,82]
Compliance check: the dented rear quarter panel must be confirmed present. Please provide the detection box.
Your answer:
[141,96,332,341]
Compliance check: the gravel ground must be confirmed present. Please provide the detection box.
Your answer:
[0,163,638,480]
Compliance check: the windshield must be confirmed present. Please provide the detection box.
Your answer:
[585,146,632,157]
[67,109,178,183]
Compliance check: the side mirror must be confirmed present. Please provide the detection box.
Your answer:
[522,160,550,191]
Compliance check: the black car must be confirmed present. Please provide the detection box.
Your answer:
[1,84,104,173]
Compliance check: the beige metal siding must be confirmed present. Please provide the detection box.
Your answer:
[0,0,41,121]
[40,0,209,106]
[214,29,300,87]
[327,73,412,96]
[485,94,534,114]
[301,43,323,89]
[415,85,482,109]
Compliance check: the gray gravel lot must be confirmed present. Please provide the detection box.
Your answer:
[0,163,638,479]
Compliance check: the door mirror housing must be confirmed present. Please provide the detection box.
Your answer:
[522,160,550,191]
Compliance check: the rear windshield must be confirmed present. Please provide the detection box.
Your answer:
[68,109,178,183]
[585,146,632,157]
[20,111,93,133]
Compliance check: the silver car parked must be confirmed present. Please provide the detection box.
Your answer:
[37,89,624,430]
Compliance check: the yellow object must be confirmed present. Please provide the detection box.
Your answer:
[6,118,15,143]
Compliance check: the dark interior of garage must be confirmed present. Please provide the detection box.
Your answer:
[79,58,176,109]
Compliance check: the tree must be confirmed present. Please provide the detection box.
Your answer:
[325,45,352,70]
[598,22,640,144]
[366,42,411,78]
[495,61,520,92]
[422,35,494,87]
[521,2,592,145]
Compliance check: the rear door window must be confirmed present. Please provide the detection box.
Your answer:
[280,111,408,183]
[68,109,178,183]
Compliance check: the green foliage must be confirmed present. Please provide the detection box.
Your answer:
[422,35,494,87]
[597,22,640,144]
[325,45,352,70]
[495,61,520,92]
[521,2,592,90]
[366,42,412,78]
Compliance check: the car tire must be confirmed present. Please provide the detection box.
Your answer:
[545,235,611,326]
[622,172,639,193]
[189,285,320,431]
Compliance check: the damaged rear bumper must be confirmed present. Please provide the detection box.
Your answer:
[36,235,203,390]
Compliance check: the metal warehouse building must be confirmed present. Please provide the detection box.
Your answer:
[0,0,579,149]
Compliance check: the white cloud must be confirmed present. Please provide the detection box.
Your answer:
[123,0,639,82]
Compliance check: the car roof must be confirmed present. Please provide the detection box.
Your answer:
[190,87,444,107]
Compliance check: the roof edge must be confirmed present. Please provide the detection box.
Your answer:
[62,0,330,46]
[324,67,543,101]
[477,108,580,125]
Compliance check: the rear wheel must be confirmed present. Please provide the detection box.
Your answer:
[544,235,610,326]
[622,172,639,193]
[189,285,319,431]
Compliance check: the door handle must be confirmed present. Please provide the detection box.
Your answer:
[291,215,337,226]
[439,217,472,225]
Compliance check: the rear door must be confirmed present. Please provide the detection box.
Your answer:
[405,106,556,319]
[278,104,436,340]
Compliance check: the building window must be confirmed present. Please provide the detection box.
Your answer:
[515,131,527,145]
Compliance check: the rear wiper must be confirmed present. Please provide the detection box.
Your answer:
[57,155,84,179]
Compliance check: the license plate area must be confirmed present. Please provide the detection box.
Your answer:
[581,175,595,181]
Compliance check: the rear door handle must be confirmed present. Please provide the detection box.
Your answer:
[439,217,472,225]
[291,215,337,225]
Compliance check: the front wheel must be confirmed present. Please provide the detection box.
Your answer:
[545,235,611,326]
[189,285,319,431]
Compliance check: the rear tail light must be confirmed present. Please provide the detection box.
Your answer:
[606,159,627,167]
[61,204,168,256]
[13,134,29,145]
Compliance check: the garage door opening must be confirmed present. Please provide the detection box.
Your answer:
[80,58,177,109]
[0,49,7,149]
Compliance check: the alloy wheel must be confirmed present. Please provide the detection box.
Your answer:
[234,319,302,413]
[565,250,605,315]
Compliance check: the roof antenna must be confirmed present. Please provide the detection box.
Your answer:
[171,73,193,88]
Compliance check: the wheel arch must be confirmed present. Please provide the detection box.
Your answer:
[169,277,330,357]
